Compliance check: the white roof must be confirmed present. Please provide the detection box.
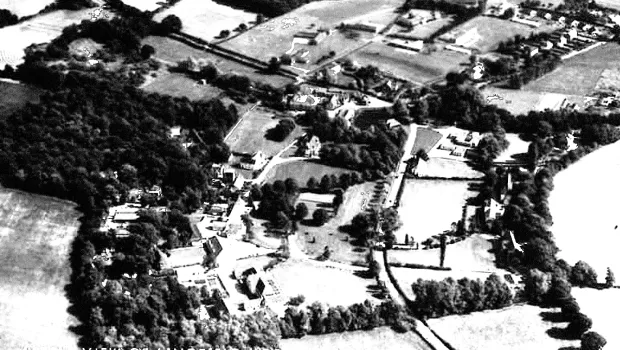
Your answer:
[298,192,335,204]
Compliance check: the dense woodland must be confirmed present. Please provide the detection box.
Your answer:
[213,0,318,17]
[0,9,18,28]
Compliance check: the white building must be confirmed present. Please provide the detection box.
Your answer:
[239,151,267,171]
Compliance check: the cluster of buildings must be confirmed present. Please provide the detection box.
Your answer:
[340,21,381,34]
[436,130,483,158]
[395,10,442,29]
[442,27,482,55]
[283,86,351,111]
[293,28,331,45]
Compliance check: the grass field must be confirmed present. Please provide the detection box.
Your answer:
[0,8,108,69]
[0,0,55,17]
[427,304,580,350]
[141,71,226,100]
[495,133,530,163]
[439,16,552,53]
[154,0,256,42]
[263,160,354,184]
[281,326,433,350]
[347,43,468,84]
[411,127,443,156]
[0,187,80,349]
[295,181,378,265]
[414,157,484,179]
[525,43,620,96]
[220,0,402,65]
[0,80,42,118]
[593,0,620,10]
[394,179,476,244]
[142,36,294,87]
[572,287,620,350]
[225,107,305,157]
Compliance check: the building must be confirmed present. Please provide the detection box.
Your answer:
[239,151,267,171]
[388,38,424,52]
[386,118,401,129]
[445,45,473,55]
[484,198,504,222]
[544,13,552,20]
[526,45,539,57]
[169,126,181,138]
[288,94,320,110]
[203,236,223,261]
[111,205,141,223]
[298,192,336,206]
[342,22,379,33]
[298,134,321,158]
[451,146,466,157]
[294,30,327,45]
[326,62,342,75]
[571,20,580,28]
[567,28,578,40]
[558,16,566,25]
[146,185,162,199]
[452,131,481,147]
[541,40,554,50]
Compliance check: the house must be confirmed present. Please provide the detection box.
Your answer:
[558,16,566,25]
[438,143,456,151]
[541,40,554,50]
[325,94,341,110]
[529,10,537,17]
[452,131,481,147]
[484,198,504,222]
[111,205,141,223]
[544,13,552,20]
[386,118,401,129]
[451,146,466,157]
[203,236,223,261]
[288,94,320,110]
[558,34,568,47]
[298,134,322,158]
[388,38,424,52]
[146,185,162,199]
[292,48,310,64]
[169,126,181,138]
[239,151,267,171]
[526,45,539,57]
[298,192,336,207]
[327,62,342,75]
[567,28,578,40]
[571,20,580,28]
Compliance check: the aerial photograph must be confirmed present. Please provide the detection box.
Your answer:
[0,0,617,349]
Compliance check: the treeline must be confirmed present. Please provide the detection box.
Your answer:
[347,208,402,246]
[212,0,318,17]
[298,108,407,176]
[278,300,416,338]
[508,55,562,89]
[411,274,513,319]
[0,70,237,213]
[401,0,485,16]
[0,9,18,28]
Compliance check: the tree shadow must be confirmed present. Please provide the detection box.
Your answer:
[558,347,579,350]
[354,270,374,279]
[540,311,565,323]
[547,327,569,340]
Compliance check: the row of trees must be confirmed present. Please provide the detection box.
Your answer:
[0,9,18,28]
[211,0,318,17]
[401,0,486,16]
[508,55,562,89]
[410,274,513,319]
[266,118,296,141]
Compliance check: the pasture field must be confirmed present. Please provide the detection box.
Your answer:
[141,71,226,100]
[220,0,402,65]
[142,36,294,87]
[427,304,580,350]
[0,80,43,118]
[572,287,619,350]
[495,133,530,163]
[263,160,354,184]
[414,157,484,179]
[439,16,552,53]
[225,107,305,157]
[0,188,80,349]
[0,8,108,69]
[347,43,468,84]
[0,0,54,17]
[269,259,380,311]
[394,179,476,244]
[281,326,433,350]
[411,127,443,155]
[154,0,256,41]
[525,42,620,96]
[295,181,379,265]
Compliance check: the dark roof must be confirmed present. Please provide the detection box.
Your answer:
[204,236,223,258]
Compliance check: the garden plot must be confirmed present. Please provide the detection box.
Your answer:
[394,179,476,244]
[153,0,257,42]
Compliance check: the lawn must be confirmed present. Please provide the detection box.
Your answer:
[220,0,402,65]
[439,16,553,53]
[411,126,443,156]
[414,157,484,179]
[0,187,80,349]
[0,8,109,69]
[0,0,55,17]
[142,36,294,87]
[295,181,379,265]
[0,80,43,118]
[572,287,620,350]
[153,0,256,42]
[281,326,433,350]
[225,107,305,158]
[495,133,531,163]
[427,304,580,350]
[141,71,226,101]
[525,42,620,96]
[347,43,468,84]
[263,160,354,184]
[394,179,476,244]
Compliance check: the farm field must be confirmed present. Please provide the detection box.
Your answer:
[0,188,80,349]
[347,43,468,84]
[263,160,354,185]
[439,16,553,53]
[525,42,620,96]
[414,157,484,179]
[220,0,402,65]
[495,133,530,163]
[281,326,432,350]
[0,0,54,17]
[427,304,580,350]
[411,126,443,156]
[394,179,476,244]
[572,287,619,350]
[0,80,43,118]
[388,234,498,271]
[141,71,226,101]
[269,259,380,311]
[153,0,256,42]
[142,36,294,87]
[225,107,305,157]
[295,181,379,265]
[0,8,108,69]
[549,139,620,282]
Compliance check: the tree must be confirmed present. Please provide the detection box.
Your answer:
[307,177,318,190]
[160,15,183,34]
[0,9,18,28]
[319,175,333,193]
[566,313,593,339]
[268,57,281,72]
[581,331,607,350]
[275,210,291,229]
[295,202,309,221]
[561,298,581,319]
[238,23,248,31]
[313,208,330,226]
[140,44,155,60]
[280,54,292,65]
[571,261,598,287]
[256,13,266,24]
[524,268,552,304]
[605,267,615,288]
[501,7,515,19]
[220,29,230,38]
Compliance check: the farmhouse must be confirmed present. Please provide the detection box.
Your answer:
[298,134,322,158]
[292,48,310,63]
[326,62,342,75]
[294,30,327,45]
[239,151,267,171]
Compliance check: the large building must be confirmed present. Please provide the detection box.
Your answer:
[239,151,267,171]
[298,134,322,158]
